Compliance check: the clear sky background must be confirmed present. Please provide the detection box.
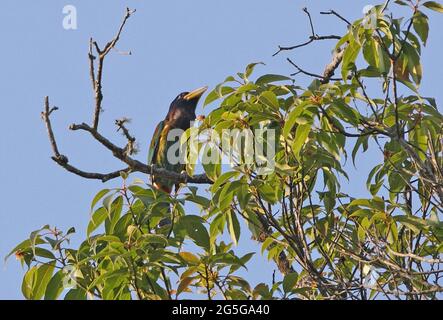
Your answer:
[1,0,442,299]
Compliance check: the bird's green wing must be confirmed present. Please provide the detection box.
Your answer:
[148,120,165,165]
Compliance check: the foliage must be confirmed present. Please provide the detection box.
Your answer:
[9,0,443,299]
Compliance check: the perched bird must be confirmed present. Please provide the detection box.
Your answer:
[148,86,207,194]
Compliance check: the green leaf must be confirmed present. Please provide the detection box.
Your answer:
[245,62,265,79]
[227,211,241,246]
[352,135,369,166]
[261,237,274,255]
[22,262,55,300]
[141,234,169,247]
[411,124,428,161]
[181,215,210,250]
[202,144,221,182]
[102,193,114,215]
[258,183,278,204]
[350,208,372,219]
[357,225,366,242]
[413,12,429,46]
[342,40,361,80]
[105,195,123,235]
[259,91,279,111]
[87,207,107,237]
[253,283,271,299]
[423,1,443,13]
[237,183,252,210]
[5,238,45,262]
[398,78,419,94]
[283,104,311,138]
[363,39,380,69]
[185,193,210,209]
[236,82,258,94]
[283,272,298,293]
[239,252,255,266]
[369,179,384,195]
[331,99,360,125]
[256,74,291,85]
[395,0,409,6]
[44,270,65,300]
[22,267,37,299]
[211,171,239,193]
[292,123,311,159]
[64,288,87,300]
[179,252,200,265]
[177,277,195,296]
[217,182,235,211]
[34,263,56,300]
[90,189,110,212]
[403,42,422,85]
[204,86,235,107]
[29,225,50,256]
[395,215,428,234]
[34,247,56,260]
[88,268,128,290]
[210,213,226,238]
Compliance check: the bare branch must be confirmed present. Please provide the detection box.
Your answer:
[286,44,345,85]
[287,58,342,82]
[321,47,345,83]
[386,247,443,264]
[91,8,136,131]
[273,7,341,56]
[42,96,61,158]
[68,122,212,184]
[88,38,96,92]
[42,110,211,184]
[320,10,351,26]
[51,158,131,183]
[42,97,131,182]
[102,8,136,56]
[91,49,104,131]
[115,118,137,156]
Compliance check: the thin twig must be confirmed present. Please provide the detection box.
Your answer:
[273,7,341,56]
[91,8,136,130]
[320,10,352,26]
[287,58,342,81]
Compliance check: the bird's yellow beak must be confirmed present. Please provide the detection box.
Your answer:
[183,86,208,101]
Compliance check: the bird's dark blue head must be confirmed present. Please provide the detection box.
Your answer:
[170,86,208,111]
[166,86,207,129]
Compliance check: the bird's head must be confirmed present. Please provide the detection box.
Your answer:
[171,86,208,112]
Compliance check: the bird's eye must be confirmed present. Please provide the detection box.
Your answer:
[175,92,189,101]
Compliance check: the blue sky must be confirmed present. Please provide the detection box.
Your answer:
[1,0,442,299]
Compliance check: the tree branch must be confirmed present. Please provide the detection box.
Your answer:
[42,96,131,182]
[91,8,136,131]
[321,47,345,84]
[287,58,342,82]
[273,7,341,56]
[320,10,351,26]
[115,118,137,156]
[64,121,211,184]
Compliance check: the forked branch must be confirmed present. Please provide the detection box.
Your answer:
[273,7,341,57]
